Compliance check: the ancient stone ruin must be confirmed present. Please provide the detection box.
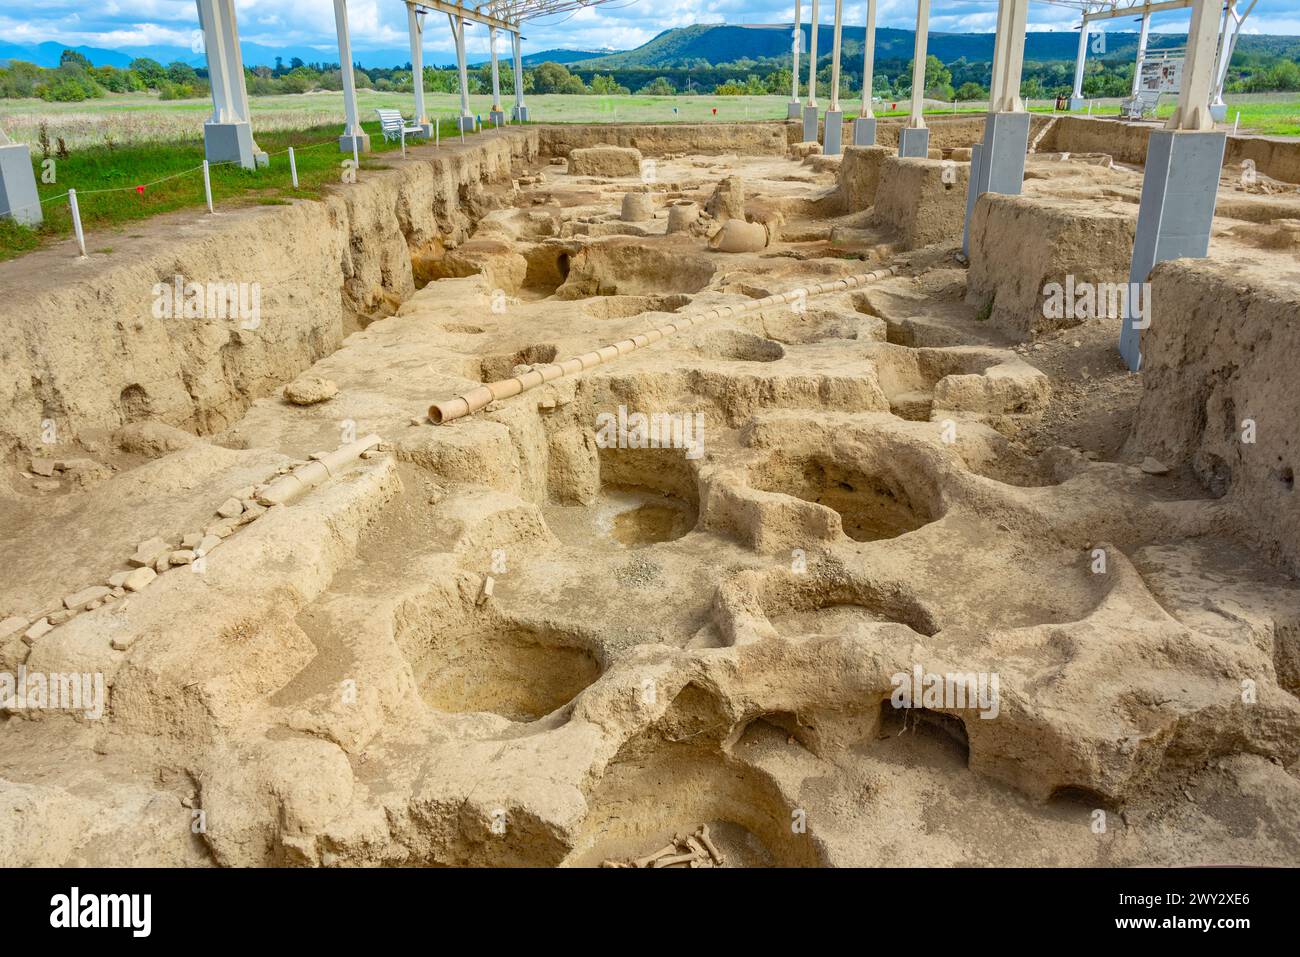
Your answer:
[1,114,1298,869]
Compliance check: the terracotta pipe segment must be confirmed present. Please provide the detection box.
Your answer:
[427,266,899,424]
[257,434,382,507]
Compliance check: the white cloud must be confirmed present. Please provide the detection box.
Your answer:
[1,0,1297,59]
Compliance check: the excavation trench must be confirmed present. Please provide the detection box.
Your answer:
[11,123,1300,870]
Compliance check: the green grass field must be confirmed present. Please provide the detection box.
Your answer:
[2,89,1296,262]
[0,111,486,262]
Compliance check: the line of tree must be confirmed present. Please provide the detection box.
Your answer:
[2,46,1297,103]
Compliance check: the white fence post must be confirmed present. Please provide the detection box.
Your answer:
[288,146,299,188]
[202,160,214,213]
[68,189,86,258]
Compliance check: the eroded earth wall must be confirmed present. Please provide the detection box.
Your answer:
[1129,258,1300,575]
[0,129,538,458]
[1040,115,1300,184]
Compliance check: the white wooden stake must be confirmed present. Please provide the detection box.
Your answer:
[289,146,299,188]
[1233,111,1240,135]
[202,160,214,213]
[352,137,360,175]
[68,189,86,258]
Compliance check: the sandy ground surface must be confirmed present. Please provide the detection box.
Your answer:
[1,136,1298,868]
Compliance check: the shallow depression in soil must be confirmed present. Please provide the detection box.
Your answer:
[751,452,937,543]
[544,484,698,548]
[410,623,601,722]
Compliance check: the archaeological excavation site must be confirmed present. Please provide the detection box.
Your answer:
[2,0,1300,878]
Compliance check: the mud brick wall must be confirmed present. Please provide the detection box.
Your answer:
[868,156,971,250]
[965,193,1136,340]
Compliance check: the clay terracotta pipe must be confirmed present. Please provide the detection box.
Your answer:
[427,267,898,424]
[257,434,382,507]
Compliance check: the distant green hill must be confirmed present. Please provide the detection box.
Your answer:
[520,48,611,66]
[569,23,1300,70]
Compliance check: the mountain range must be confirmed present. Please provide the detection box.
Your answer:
[2,24,1297,72]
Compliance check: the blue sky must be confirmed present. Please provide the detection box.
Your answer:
[3,1,1298,62]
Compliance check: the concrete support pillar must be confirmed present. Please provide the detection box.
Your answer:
[1120,0,1229,370]
[1210,1,1252,121]
[1070,16,1090,110]
[989,0,1028,113]
[824,0,844,154]
[197,0,266,168]
[789,0,803,119]
[489,28,505,125]
[1167,0,1225,131]
[452,13,474,131]
[1131,11,1152,98]
[512,31,528,122]
[333,0,370,153]
[963,0,1031,256]
[0,127,41,226]
[961,143,982,257]
[854,0,878,146]
[802,0,820,141]
[407,3,432,137]
[899,0,930,157]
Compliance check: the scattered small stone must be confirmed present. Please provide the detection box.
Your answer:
[31,479,61,492]
[111,633,138,652]
[108,570,132,588]
[29,458,56,477]
[1072,339,1082,348]
[1140,456,1170,476]
[110,586,126,599]
[238,502,267,525]
[131,537,171,567]
[154,556,171,574]
[232,486,255,500]
[205,523,235,539]
[123,566,157,592]
[49,609,76,625]
[409,417,424,426]
[87,600,102,611]
[54,457,100,472]
[196,535,221,558]
[23,619,53,644]
[0,616,28,638]
[169,550,196,566]
[63,585,111,611]
[216,498,244,519]
[182,532,203,549]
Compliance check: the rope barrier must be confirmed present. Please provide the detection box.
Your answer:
[3,117,498,246]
